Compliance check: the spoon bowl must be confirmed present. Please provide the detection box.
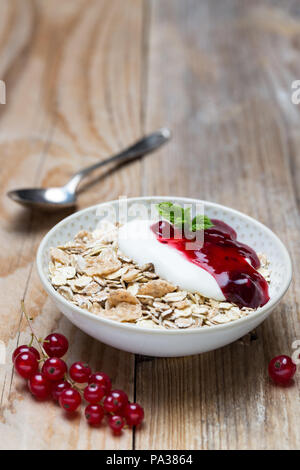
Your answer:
[7,187,76,210]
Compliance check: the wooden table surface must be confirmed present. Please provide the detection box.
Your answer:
[0,0,300,450]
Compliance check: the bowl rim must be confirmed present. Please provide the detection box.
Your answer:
[36,196,292,336]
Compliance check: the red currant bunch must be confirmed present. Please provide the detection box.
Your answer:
[12,321,145,436]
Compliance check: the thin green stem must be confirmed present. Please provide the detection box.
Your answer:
[21,300,49,359]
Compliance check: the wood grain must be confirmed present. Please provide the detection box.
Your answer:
[0,0,143,450]
[0,0,300,450]
[135,0,300,450]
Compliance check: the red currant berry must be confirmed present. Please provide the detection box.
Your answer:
[103,389,128,414]
[42,357,67,381]
[84,383,105,404]
[12,345,40,363]
[14,351,38,379]
[59,388,81,412]
[124,402,144,427]
[85,404,104,426]
[69,361,91,383]
[89,372,111,394]
[268,355,297,385]
[28,373,51,399]
[43,333,69,358]
[108,415,125,434]
[51,380,71,402]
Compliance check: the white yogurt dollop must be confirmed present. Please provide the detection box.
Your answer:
[118,219,225,301]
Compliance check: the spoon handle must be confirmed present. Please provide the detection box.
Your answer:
[64,128,171,193]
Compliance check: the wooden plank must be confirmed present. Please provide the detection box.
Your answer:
[0,0,143,450]
[136,0,300,450]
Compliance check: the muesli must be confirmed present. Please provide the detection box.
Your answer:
[48,211,271,330]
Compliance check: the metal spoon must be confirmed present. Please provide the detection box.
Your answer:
[7,128,171,210]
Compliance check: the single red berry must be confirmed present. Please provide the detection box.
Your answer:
[12,345,40,363]
[124,402,144,427]
[43,333,69,358]
[59,388,81,412]
[268,355,297,385]
[89,372,111,394]
[103,389,128,414]
[42,357,67,381]
[108,414,125,434]
[14,351,38,379]
[51,380,71,402]
[28,373,51,399]
[69,361,91,383]
[84,383,105,404]
[85,404,104,426]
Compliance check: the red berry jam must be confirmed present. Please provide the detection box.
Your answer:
[151,220,269,309]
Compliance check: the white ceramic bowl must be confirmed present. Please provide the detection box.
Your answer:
[37,197,292,357]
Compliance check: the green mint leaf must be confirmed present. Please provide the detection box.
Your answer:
[156,202,187,227]
[156,202,175,223]
[156,202,213,231]
[191,214,214,231]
